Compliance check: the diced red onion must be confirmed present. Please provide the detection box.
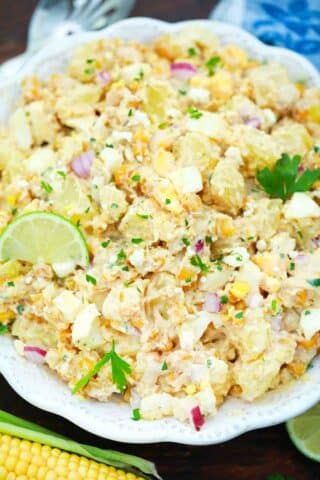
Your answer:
[194,239,204,254]
[191,405,205,431]
[24,346,47,364]
[203,293,221,314]
[244,117,261,129]
[171,62,197,80]
[71,150,94,179]
[97,70,111,86]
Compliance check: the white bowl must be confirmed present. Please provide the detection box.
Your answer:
[0,18,319,445]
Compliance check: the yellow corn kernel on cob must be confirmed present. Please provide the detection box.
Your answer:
[0,434,143,480]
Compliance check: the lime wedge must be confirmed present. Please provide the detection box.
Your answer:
[286,403,320,462]
[0,212,89,266]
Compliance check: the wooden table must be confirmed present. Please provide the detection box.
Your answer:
[0,1,319,479]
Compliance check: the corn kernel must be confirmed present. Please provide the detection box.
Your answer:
[185,383,197,395]
[308,104,320,123]
[229,281,250,299]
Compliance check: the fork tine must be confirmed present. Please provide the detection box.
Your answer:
[84,0,128,29]
[69,0,102,21]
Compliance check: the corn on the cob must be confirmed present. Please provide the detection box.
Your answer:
[0,434,143,480]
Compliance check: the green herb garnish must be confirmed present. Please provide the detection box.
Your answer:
[101,240,111,248]
[220,295,228,304]
[307,278,320,287]
[40,181,53,194]
[182,237,190,246]
[206,56,221,76]
[132,408,141,421]
[188,47,197,57]
[165,198,171,205]
[11,208,18,216]
[117,249,127,264]
[190,254,208,273]
[72,340,131,394]
[0,324,8,335]
[161,361,168,371]
[256,153,320,200]
[188,106,202,119]
[131,238,143,244]
[313,145,320,153]
[16,304,24,315]
[86,274,97,285]
[235,311,244,319]
[7,281,15,287]
[136,213,150,220]
[128,109,133,117]
[57,170,66,178]
[131,174,141,182]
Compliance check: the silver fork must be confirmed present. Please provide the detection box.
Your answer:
[0,0,135,78]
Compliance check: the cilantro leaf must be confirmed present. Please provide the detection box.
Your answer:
[190,254,208,273]
[256,153,320,200]
[307,278,320,287]
[0,324,8,335]
[72,340,131,394]
[206,56,221,76]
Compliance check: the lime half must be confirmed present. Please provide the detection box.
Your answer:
[286,403,320,462]
[0,212,89,266]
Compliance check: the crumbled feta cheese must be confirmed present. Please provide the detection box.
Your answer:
[72,304,104,349]
[223,247,249,267]
[187,87,210,104]
[300,309,320,340]
[169,167,203,194]
[52,261,76,278]
[129,248,145,268]
[54,290,82,323]
[284,193,320,219]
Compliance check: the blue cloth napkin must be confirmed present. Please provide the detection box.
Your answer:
[210,0,320,69]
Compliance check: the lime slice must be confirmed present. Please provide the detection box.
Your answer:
[0,212,89,266]
[286,403,320,462]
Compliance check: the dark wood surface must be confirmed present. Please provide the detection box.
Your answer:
[0,1,319,479]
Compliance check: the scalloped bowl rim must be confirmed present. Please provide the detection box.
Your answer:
[0,17,319,445]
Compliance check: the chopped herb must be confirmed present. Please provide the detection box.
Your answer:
[289,261,295,271]
[105,143,114,148]
[134,70,144,81]
[220,295,228,304]
[217,264,223,271]
[188,47,197,57]
[314,145,320,153]
[89,137,96,143]
[131,174,141,182]
[190,254,208,273]
[247,236,255,241]
[158,122,168,129]
[16,304,24,315]
[57,170,66,178]
[161,361,168,371]
[207,359,212,367]
[128,108,133,117]
[101,240,111,248]
[179,89,187,95]
[307,278,320,287]
[136,213,150,220]
[271,299,277,312]
[185,278,192,283]
[76,219,81,228]
[256,153,320,200]
[132,408,141,421]
[136,286,142,293]
[11,208,18,216]
[188,106,202,119]
[206,56,221,76]
[72,340,131,394]
[25,111,30,117]
[182,237,190,246]
[304,310,311,315]
[165,198,171,205]
[236,255,243,262]
[279,253,285,259]
[86,58,94,64]
[205,236,212,245]
[117,249,127,264]
[131,238,143,244]
[122,266,129,272]
[86,274,97,285]
[111,203,119,209]
[84,68,95,75]
[184,218,189,227]
[235,311,244,319]
[40,181,53,193]
[297,230,303,239]
[84,207,90,214]
[7,281,15,287]
[0,324,8,335]
[124,281,134,288]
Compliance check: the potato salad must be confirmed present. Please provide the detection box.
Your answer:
[1,26,320,430]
